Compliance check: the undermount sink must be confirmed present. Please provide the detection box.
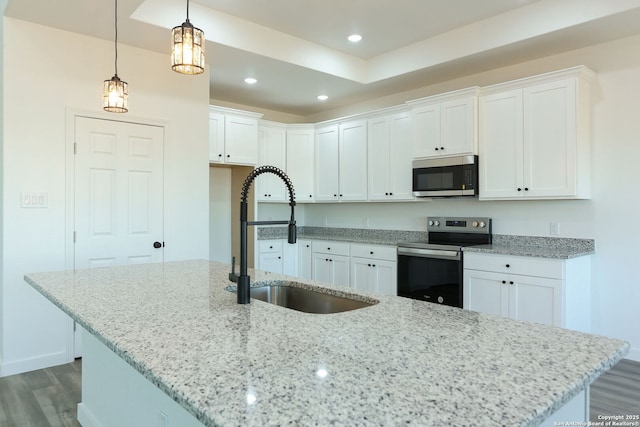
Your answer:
[238,281,378,314]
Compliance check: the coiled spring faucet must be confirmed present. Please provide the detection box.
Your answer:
[228,166,296,304]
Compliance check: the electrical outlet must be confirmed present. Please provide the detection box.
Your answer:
[549,222,560,236]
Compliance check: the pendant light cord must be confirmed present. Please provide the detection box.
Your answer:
[186,0,190,21]
[114,0,119,76]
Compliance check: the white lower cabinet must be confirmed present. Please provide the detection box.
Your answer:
[257,239,297,275]
[349,243,397,295]
[311,241,350,286]
[463,252,591,331]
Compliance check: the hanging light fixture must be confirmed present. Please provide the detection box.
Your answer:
[103,0,128,113]
[171,0,205,75]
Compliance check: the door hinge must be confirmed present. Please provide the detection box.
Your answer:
[74,142,77,154]
[73,231,76,243]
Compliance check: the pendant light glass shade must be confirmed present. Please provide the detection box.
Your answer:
[103,75,128,113]
[103,0,128,113]
[171,0,205,75]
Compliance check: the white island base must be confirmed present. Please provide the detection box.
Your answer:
[78,330,589,427]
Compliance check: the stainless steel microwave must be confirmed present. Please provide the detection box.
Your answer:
[412,155,478,197]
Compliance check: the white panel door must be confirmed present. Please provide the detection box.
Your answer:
[339,120,367,201]
[315,125,340,201]
[524,79,576,197]
[286,128,315,202]
[75,117,164,269]
[479,89,523,199]
[511,275,563,327]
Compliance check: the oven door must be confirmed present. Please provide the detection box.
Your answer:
[397,247,462,308]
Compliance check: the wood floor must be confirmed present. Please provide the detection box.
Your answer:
[0,357,637,426]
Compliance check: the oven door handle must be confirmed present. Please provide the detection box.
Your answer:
[397,247,461,260]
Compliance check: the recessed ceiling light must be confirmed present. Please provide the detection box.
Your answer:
[244,77,257,84]
[317,95,328,101]
[348,34,362,43]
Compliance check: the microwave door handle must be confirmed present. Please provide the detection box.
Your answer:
[397,247,460,260]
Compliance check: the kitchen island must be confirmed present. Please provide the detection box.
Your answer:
[25,260,628,426]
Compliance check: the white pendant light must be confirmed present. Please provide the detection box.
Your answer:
[103,0,128,113]
[171,0,205,75]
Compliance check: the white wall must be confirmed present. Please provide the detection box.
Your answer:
[209,166,232,263]
[297,34,640,361]
[1,18,210,376]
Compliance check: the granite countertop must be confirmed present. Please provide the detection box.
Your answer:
[259,226,595,259]
[25,260,626,427]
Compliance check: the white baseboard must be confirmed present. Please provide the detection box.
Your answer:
[0,351,73,377]
[78,403,102,427]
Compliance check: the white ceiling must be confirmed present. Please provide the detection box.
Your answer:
[6,0,640,116]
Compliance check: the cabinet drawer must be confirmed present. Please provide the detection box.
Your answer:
[350,243,396,261]
[312,240,350,256]
[463,252,564,279]
[258,240,283,254]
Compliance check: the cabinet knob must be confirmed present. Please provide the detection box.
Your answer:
[505,264,510,268]
[368,263,371,267]
[372,264,376,267]
[440,147,444,150]
[509,281,514,285]
[306,244,310,248]
[370,251,374,255]
[153,241,163,249]
[218,154,222,157]
[334,194,337,197]
[501,280,506,284]
[385,192,389,195]
[517,188,522,191]
[327,247,331,251]
[264,194,268,197]
[269,246,273,249]
[389,192,393,195]
[309,194,312,198]
[524,188,529,191]
[339,194,343,197]
[278,256,281,259]
[434,147,439,151]
[226,154,230,158]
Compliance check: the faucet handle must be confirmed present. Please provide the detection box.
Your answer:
[228,256,239,282]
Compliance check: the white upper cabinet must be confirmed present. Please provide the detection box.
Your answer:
[286,126,315,203]
[209,106,262,166]
[339,120,368,201]
[257,123,287,202]
[479,66,595,200]
[315,121,367,202]
[409,88,478,159]
[367,111,413,201]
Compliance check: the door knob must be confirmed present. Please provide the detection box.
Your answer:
[153,241,162,249]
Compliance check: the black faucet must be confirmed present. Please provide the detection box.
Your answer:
[228,165,296,304]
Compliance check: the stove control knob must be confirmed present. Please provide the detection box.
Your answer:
[428,220,434,226]
[472,221,479,227]
[479,221,486,228]
[433,220,440,227]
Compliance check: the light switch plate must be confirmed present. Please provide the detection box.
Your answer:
[21,192,48,208]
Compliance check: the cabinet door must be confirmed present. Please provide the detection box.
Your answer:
[282,241,298,276]
[258,252,283,274]
[367,117,392,201]
[209,113,225,163]
[331,254,350,287]
[350,257,375,291]
[298,239,312,280]
[224,116,258,165]
[524,79,576,198]
[286,128,315,202]
[441,97,476,156]
[463,269,509,317]
[312,253,334,283]
[412,103,440,158]
[315,125,340,201]
[257,126,287,201]
[374,259,397,296]
[388,112,413,200]
[510,275,562,327]
[339,120,368,201]
[479,89,524,199]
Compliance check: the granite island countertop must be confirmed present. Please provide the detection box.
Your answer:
[25,260,626,427]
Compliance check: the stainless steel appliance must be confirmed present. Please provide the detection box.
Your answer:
[412,155,478,197]
[397,216,491,307]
